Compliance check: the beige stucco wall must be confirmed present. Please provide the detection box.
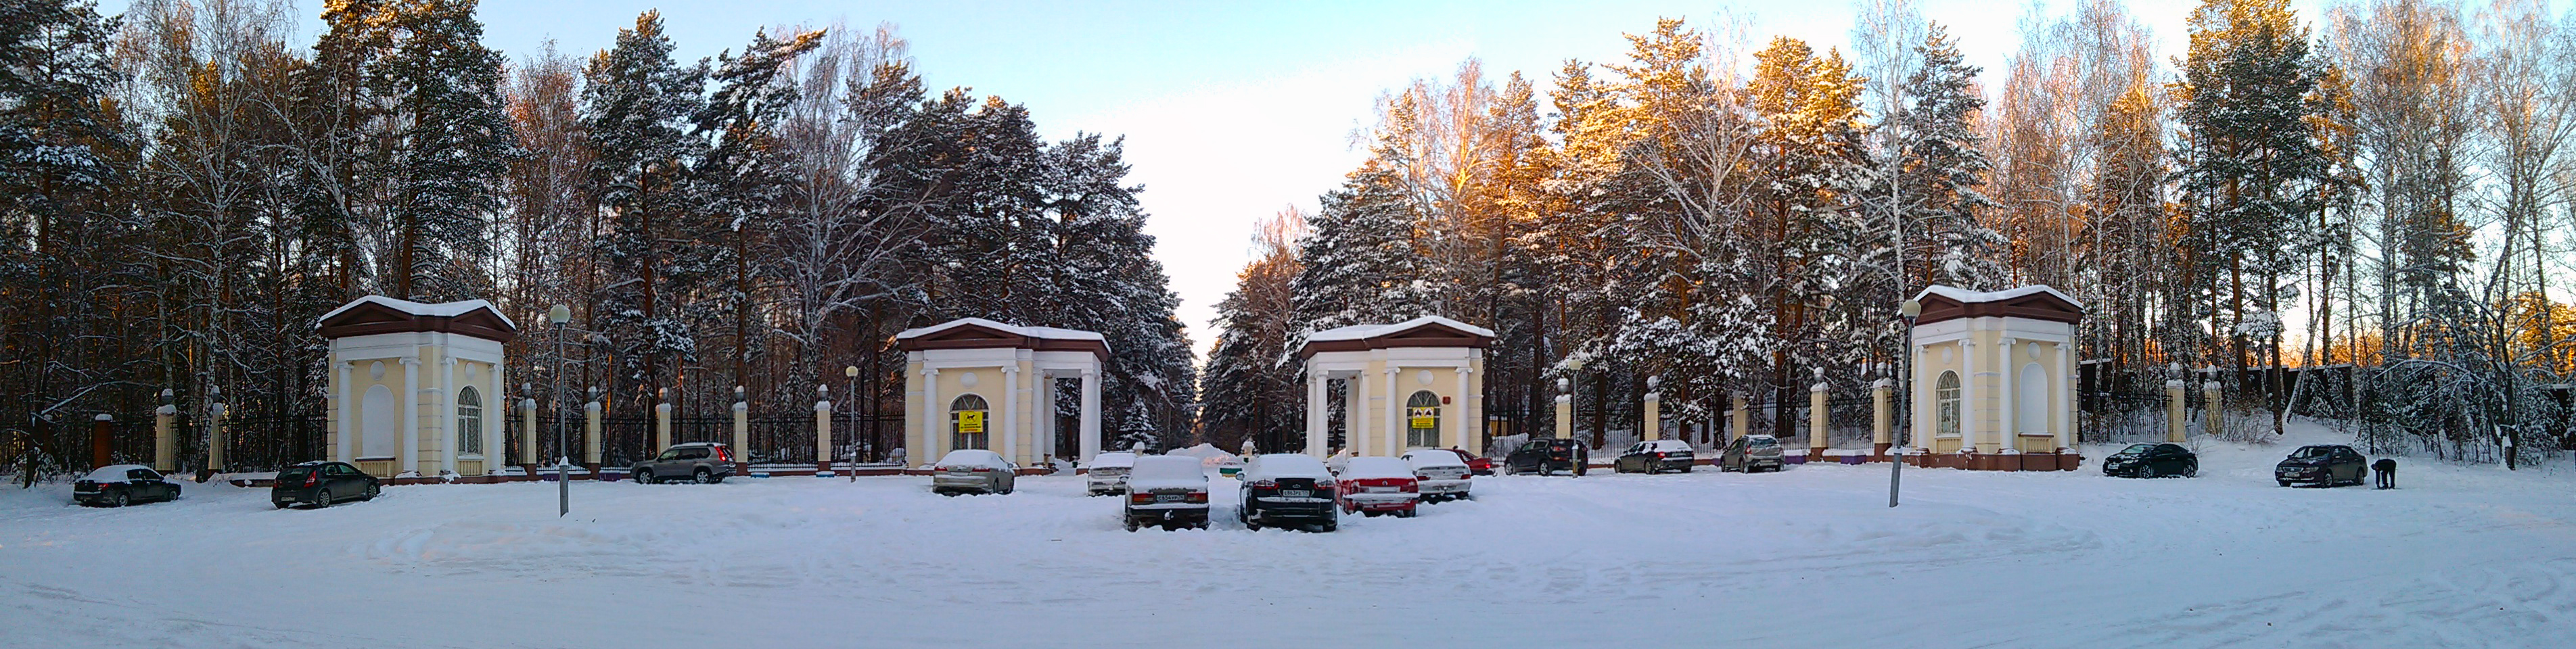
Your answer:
[1346,358,1483,457]
[1911,320,2073,456]
[327,338,506,477]
[907,358,1059,468]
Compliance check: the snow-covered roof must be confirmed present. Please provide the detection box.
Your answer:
[934,449,1011,468]
[1402,450,1469,468]
[1305,316,1496,342]
[1911,285,2083,308]
[895,317,1105,341]
[83,464,153,482]
[318,295,518,330]
[1245,453,1331,480]
[1337,456,1414,479]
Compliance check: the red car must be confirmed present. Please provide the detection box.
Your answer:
[1334,456,1420,518]
[1410,447,1494,476]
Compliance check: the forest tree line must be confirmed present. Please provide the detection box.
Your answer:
[1200,0,2576,464]
[0,0,1197,471]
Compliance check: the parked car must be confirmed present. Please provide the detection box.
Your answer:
[1615,439,1698,474]
[1720,434,1785,473]
[2103,443,2197,478]
[2276,444,2367,487]
[1504,437,1588,476]
[630,441,735,485]
[1406,447,1494,475]
[1239,453,1339,531]
[1335,456,1421,517]
[1402,449,1473,502]
[931,449,1018,496]
[269,460,380,509]
[1123,456,1211,531]
[74,464,182,508]
[1086,451,1137,496]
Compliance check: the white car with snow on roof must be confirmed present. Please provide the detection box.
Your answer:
[1122,455,1211,531]
[930,450,1017,496]
[1086,451,1136,496]
[1401,448,1473,502]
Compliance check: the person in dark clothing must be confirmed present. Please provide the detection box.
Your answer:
[2373,458,2396,489]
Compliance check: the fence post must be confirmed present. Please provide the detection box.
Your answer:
[154,404,177,473]
[2165,380,2186,442]
[731,391,749,475]
[1642,381,1661,441]
[582,400,601,474]
[1730,394,1749,443]
[814,398,834,476]
[1872,379,1893,458]
[653,400,672,452]
[520,398,537,468]
[1552,394,1572,440]
[90,414,112,469]
[2203,381,2223,439]
[1809,377,1828,460]
[207,402,227,472]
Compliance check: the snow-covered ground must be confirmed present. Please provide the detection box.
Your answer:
[5,427,2572,648]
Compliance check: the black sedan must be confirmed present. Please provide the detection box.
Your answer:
[271,461,383,508]
[73,464,183,507]
[1504,438,1589,476]
[2275,445,2368,487]
[2102,443,2197,478]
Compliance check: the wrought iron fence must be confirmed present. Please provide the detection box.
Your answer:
[218,416,327,472]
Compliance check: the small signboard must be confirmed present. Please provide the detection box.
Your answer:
[957,410,986,433]
[1408,407,1438,430]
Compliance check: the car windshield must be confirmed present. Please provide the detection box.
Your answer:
[2122,443,2157,455]
[2291,446,2334,459]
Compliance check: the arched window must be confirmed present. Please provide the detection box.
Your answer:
[456,386,484,456]
[950,393,990,450]
[1935,371,1962,438]
[1405,390,1441,448]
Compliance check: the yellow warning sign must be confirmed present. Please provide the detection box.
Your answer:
[1408,408,1438,430]
[957,410,986,433]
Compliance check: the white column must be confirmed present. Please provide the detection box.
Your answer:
[2056,341,2073,451]
[1383,367,1401,457]
[336,362,355,462]
[1002,364,1021,465]
[922,368,940,467]
[400,357,420,475]
[1959,339,1977,453]
[1453,364,1473,449]
[1998,337,2017,452]
[1345,374,1365,454]
[521,398,539,466]
[488,363,504,473]
[438,357,457,474]
[1078,368,1101,463]
[1040,371,1059,460]
[1306,372,1327,457]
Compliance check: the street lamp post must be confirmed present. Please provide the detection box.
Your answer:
[1891,299,1920,507]
[549,304,570,516]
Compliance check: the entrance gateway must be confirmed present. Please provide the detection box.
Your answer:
[1297,316,1494,458]
[896,318,1106,468]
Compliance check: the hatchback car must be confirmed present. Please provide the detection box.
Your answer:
[1615,439,1698,474]
[931,449,1017,496]
[1122,455,1211,531]
[270,461,381,509]
[1720,434,1786,473]
[1086,451,1137,496]
[2276,444,2367,487]
[630,441,735,484]
[1401,448,1473,502]
[1239,453,1339,531]
[1335,456,1421,517]
[2103,443,2197,478]
[74,464,182,508]
[1504,437,1588,476]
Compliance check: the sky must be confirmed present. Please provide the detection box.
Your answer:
[122,0,2435,357]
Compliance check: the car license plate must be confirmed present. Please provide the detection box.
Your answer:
[1155,494,1186,502]
[1370,486,1394,493]
[1281,489,1309,498]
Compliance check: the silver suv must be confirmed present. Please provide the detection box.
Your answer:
[632,442,735,484]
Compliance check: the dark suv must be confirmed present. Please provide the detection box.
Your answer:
[1505,438,1588,476]
[271,461,381,508]
[632,442,735,484]
[1239,454,1339,531]
[2275,444,2366,487]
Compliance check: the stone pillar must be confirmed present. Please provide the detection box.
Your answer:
[2056,342,2073,452]
[1996,337,2016,454]
[582,400,602,471]
[921,368,940,467]
[154,404,177,473]
[653,400,672,452]
[814,399,834,475]
[336,362,355,463]
[1960,339,1979,454]
[1730,394,1749,443]
[1383,367,1401,457]
[1454,365,1474,450]
[1642,391,1661,441]
[731,399,750,473]
[438,357,456,475]
[1553,394,1572,439]
[400,357,420,475]
[207,402,227,471]
[89,414,112,470]
[1871,378,1893,457]
[1078,368,1101,463]
[1002,365,1021,465]
[1808,379,1828,460]
[1346,374,1367,452]
[1305,372,1327,458]
[2165,380,2186,443]
[2203,381,2223,439]
[520,398,538,468]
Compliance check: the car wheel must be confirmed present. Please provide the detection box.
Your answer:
[1124,519,1139,532]
[315,489,334,508]
[2184,462,2198,479]
[2278,479,2291,487]
[274,502,290,509]
[2138,464,2156,479]
[112,491,129,508]
[1679,465,1693,473]
[634,469,653,485]
[1398,508,1417,518]
[693,468,712,484]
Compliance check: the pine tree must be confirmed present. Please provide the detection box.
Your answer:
[584,10,710,417]
[1893,22,2006,291]
[384,0,516,300]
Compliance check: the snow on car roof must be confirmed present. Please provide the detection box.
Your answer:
[1303,315,1497,342]
[1128,456,1206,481]
[82,464,152,482]
[1339,456,1414,479]
[1091,452,1136,467]
[1642,439,1692,450]
[1246,453,1331,479]
[1402,450,1469,468]
[936,449,1009,468]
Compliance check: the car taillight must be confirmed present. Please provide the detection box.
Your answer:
[1187,492,1208,503]
[1130,492,1153,504]
[1402,482,1419,493]
[717,448,733,462]
[1315,479,1335,489]
[1247,480,1276,489]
